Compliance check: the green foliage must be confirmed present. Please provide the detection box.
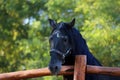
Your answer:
[0,0,120,80]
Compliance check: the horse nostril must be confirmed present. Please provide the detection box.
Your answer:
[49,65,59,71]
[55,66,58,70]
[49,64,61,75]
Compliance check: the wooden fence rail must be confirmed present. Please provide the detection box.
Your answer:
[0,66,73,80]
[0,55,120,80]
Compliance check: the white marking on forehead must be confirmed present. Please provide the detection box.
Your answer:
[57,32,60,38]
[55,31,67,38]
[53,31,61,38]
[52,29,67,38]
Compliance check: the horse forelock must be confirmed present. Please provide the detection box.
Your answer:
[50,22,66,34]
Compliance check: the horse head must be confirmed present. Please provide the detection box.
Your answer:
[48,18,75,74]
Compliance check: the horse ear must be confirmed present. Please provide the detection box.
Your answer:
[69,18,75,28]
[48,19,57,29]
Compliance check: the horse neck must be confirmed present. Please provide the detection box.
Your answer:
[70,29,102,65]
[70,28,90,55]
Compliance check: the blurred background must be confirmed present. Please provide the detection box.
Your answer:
[0,0,120,80]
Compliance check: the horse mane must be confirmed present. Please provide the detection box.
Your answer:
[68,28,102,65]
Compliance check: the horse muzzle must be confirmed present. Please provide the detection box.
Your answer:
[49,63,61,75]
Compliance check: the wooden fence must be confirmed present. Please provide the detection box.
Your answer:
[0,55,120,80]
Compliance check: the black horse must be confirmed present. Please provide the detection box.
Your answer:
[48,18,120,80]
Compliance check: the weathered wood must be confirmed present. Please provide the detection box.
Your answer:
[0,65,119,80]
[0,55,120,80]
[74,55,86,80]
[0,66,73,80]
[87,65,120,76]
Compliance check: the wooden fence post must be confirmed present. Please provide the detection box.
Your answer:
[74,55,86,80]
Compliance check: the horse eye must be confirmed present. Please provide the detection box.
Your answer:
[49,36,53,41]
